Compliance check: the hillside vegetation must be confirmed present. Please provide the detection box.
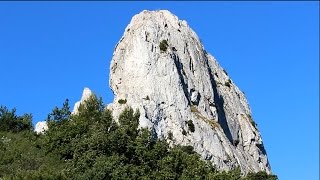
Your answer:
[0,95,277,180]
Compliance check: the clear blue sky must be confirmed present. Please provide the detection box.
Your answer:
[0,2,318,180]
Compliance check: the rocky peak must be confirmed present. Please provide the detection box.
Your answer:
[35,121,48,134]
[107,10,271,174]
[34,87,92,134]
[72,87,93,114]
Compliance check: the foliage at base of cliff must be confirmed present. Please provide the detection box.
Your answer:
[0,96,277,180]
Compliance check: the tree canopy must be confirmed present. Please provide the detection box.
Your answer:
[0,95,278,180]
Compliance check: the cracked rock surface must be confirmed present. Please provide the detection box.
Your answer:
[107,10,271,174]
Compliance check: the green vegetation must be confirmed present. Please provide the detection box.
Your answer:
[143,96,150,101]
[208,120,220,129]
[244,171,278,180]
[223,69,228,75]
[225,79,232,88]
[186,120,195,133]
[0,106,32,132]
[159,40,169,52]
[118,99,127,104]
[0,95,277,179]
[168,131,173,140]
[190,105,199,113]
[0,106,65,179]
[247,114,257,129]
[190,105,219,129]
[182,128,187,136]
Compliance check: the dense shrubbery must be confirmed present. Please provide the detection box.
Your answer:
[0,106,33,132]
[0,95,278,179]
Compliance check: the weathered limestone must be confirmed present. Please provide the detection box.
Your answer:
[107,10,271,174]
[72,87,93,114]
[35,121,48,134]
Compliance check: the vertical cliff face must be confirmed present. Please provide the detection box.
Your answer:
[107,10,271,174]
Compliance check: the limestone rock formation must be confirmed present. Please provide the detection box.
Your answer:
[35,121,48,134]
[107,10,271,174]
[72,87,93,114]
[34,87,92,134]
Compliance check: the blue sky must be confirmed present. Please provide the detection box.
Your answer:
[0,2,318,180]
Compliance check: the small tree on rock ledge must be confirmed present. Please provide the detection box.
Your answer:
[159,40,169,52]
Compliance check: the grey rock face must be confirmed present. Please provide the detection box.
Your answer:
[107,10,271,174]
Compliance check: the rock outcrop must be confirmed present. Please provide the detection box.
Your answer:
[72,87,93,114]
[107,10,271,174]
[35,121,48,134]
[34,87,92,134]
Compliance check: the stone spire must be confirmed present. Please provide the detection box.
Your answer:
[107,10,271,174]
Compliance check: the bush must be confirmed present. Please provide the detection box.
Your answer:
[159,40,169,52]
[118,99,127,104]
[186,120,195,133]
[245,171,278,180]
[143,96,150,101]
[225,79,232,88]
[180,145,195,154]
[182,129,187,136]
[0,106,33,133]
[247,114,257,129]
[167,131,173,140]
